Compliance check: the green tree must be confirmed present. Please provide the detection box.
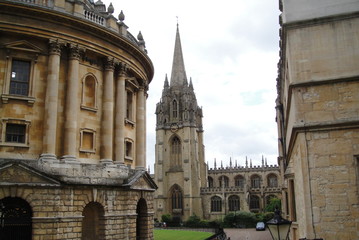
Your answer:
[265,197,281,212]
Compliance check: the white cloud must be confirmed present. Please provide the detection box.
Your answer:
[102,0,280,172]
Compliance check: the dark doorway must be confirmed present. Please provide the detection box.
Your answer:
[0,197,32,240]
[82,202,105,240]
[136,198,148,240]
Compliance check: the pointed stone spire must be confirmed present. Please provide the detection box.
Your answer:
[221,160,223,169]
[170,23,187,88]
[246,156,248,168]
[214,158,217,169]
[250,159,252,168]
[189,77,193,90]
[235,159,238,168]
[164,74,169,88]
[265,158,268,167]
[262,155,264,167]
[230,157,232,168]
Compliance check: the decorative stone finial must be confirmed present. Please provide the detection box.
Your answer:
[118,10,125,22]
[107,3,114,14]
[137,31,144,41]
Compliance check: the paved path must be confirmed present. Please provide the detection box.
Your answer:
[224,228,272,240]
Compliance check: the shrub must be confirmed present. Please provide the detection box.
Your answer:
[161,214,172,223]
[223,211,257,228]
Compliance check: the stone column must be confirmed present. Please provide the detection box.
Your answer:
[100,57,115,164]
[135,87,146,169]
[62,44,80,163]
[40,39,63,162]
[114,63,127,165]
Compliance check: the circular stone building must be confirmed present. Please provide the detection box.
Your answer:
[0,0,156,239]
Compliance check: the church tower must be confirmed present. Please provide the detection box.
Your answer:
[154,24,207,222]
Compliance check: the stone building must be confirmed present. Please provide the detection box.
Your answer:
[153,24,207,222]
[153,25,281,222]
[201,158,281,221]
[276,1,359,239]
[0,0,156,239]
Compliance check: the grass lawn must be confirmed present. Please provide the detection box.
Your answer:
[154,229,213,240]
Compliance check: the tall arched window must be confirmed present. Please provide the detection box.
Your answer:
[267,174,278,188]
[234,175,245,188]
[228,195,240,211]
[171,184,183,212]
[218,175,229,187]
[251,175,261,188]
[250,195,260,210]
[170,136,181,168]
[208,176,214,188]
[82,202,105,240]
[172,99,178,119]
[211,196,222,212]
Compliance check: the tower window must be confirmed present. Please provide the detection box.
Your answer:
[171,185,183,211]
[172,100,178,119]
[170,136,181,169]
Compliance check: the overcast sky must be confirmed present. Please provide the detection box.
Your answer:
[102,0,281,172]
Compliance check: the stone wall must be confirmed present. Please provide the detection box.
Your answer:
[0,185,155,240]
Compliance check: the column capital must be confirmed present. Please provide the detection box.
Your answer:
[68,44,83,60]
[118,62,128,77]
[48,39,64,55]
[104,56,115,71]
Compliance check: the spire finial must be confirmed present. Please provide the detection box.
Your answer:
[170,20,187,87]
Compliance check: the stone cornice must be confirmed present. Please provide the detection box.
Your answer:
[0,1,154,82]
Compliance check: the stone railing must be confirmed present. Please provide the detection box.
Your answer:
[84,10,105,26]
[11,0,54,7]
[201,186,244,193]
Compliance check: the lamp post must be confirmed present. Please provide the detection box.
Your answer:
[266,208,292,240]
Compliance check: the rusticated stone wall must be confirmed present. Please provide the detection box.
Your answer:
[0,185,155,240]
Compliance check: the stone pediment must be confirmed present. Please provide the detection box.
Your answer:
[123,170,157,191]
[0,162,60,187]
[4,40,43,53]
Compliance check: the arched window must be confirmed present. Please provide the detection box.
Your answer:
[172,99,178,119]
[251,175,261,188]
[211,196,222,212]
[81,74,97,110]
[171,185,183,212]
[250,195,260,210]
[218,175,229,187]
[170,136,181,168]
[208,176,214,188]
[228,195,240,211]
[82,202,105,240]
[267,174,278,188]
[234,175,245,188]
[0,197,32,240]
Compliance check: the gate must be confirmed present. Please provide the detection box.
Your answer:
[0,197,32,240]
